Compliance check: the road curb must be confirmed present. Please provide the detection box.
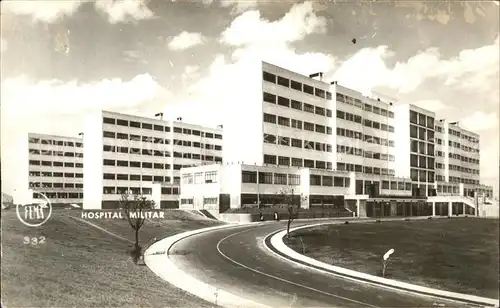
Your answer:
[267,219,499,307]
[144,222,270,308]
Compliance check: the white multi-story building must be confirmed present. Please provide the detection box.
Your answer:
[182,61,429,218]
[434,119,492,198]
[83,110,223,209]
[26,133,84,206]
[394,104,436,196]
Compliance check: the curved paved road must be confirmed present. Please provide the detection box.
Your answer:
[168,221,470,307]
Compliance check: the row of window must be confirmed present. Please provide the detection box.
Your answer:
[263,113,333,135]
[410,154,435,171]
[337,127,395,147]
[447,128,479,143]
[102,144,222,161]
[435,151,479,164]
[263,154,333,170]
[32,192,83,199]
[410,125,434,142]
[436,184,459,194]
[263,71,333,99]
[264,133,333,152]
[103,173,180,183]
[410,140,435,157]
[381,180,412,191]
[29,182,83,188]
[103,117,223,139]
[29,151,83,158]
[435,138,479,153]
[263,71,397,119]
[448,176,480,185]
[102,131,222,150]
[336,110,395,133]
[28,138,83,147]
[181,171,218,184]
[262,153,396,176]
[29,171,83,178]
[337,163,396,176]
[241,171,301,185]
[410,110,435,129]
[337,144,396,161]
[102,159,205,170]
[102,186,180,195]
[263,92,333,118]
[410,168,435,183]
[28,161,83,168]
[447,164,480,174]
[309,174,350,187]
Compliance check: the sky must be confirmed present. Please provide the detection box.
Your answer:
[1,0,499,196]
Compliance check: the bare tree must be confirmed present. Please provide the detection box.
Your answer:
[277,186,308,239]
[120,193,155,264]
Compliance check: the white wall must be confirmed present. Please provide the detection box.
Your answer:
[393,104,410,178]
[222,60,263,166]
[83,112,104,209]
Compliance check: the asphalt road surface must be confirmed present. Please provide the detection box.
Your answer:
[168,220,472,307]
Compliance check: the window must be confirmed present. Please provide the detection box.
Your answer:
[289,174,300,185]
[264,134,276,144]
[274,173,287,185]
[419,156,427,168]
[316,160,326,169]
[263,92,276,104]
[117,174,128,180]
[291,100,302,110]
[315,88,325,98]
[263,113,276,124]
[277,76,289,87]
[418,127,426,140]
[411,168,418,181]
[410,125,418,138]
[303,103,315,113]
[304,159,314,168]
[277,96,290,107]
[258,172,273,184]
[142,162,152,169]
[278,136,290,146]
[277,116,290,127]
[242,171,257,183]
[204,171,217,183]
[103,117,115,124]
[410,154,418,167]
[278,156,290,166]
[304,122,314,131]
[382,180,389,189]
[419,141,426,154]
[303,84,314,95]
[291,80,302,91]
[315,125,326,134]
[336,110,345,119]
[291,119,302,129]
[153,124,164,132]
[418,114,426,126]
[103,159,115,166]
[130,121,140,128]
[315,106,325,116]
[291,138,302,148]
[310,175,321,186]
[263,71,276,83]
[259,153,276,166]
[291,158,302,167]
[116,119,128,126]
[103,131,115,138]
[427,144,434,156]
[103,173,115,180]
[410,110,418,124]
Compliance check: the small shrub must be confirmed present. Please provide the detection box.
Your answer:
[428,216,432,220]
[376,219,382,223]
[447,216,451,219]
[344,221,349,224]
[405,218,411,221]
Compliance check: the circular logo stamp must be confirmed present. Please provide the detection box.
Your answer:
[16,190,52,227]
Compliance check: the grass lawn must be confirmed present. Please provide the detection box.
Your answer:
[1,208,224,307]
[284,217,499,299]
